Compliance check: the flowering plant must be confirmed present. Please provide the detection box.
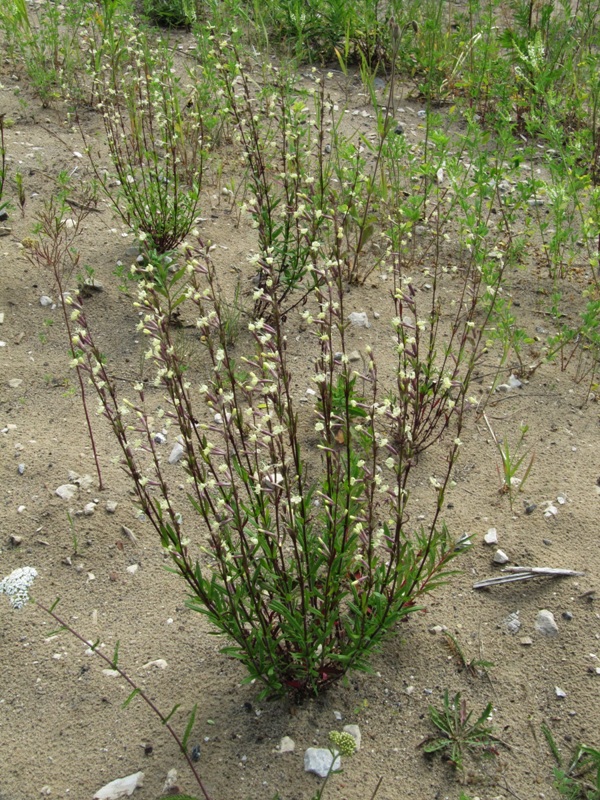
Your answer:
[66,235,474,699]
[0,567,38,609]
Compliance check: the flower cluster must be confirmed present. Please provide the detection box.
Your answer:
[0,567,38,609]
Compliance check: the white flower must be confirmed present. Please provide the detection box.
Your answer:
[0,567,38,609]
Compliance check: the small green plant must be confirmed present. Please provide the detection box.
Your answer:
[309,731,357,800]
[0,0,92,107]
[420,690,502,775]
[443,631,494,682]
[142,0,196,27]
[543,723,600,799]
[14,170,25,217]
[85,22,208,253]
[24,194,104,489]
[483,414,535,508]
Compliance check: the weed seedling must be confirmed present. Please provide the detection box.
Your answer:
[66,511,78,556]
[484,414,535,508]
[14,170,25,216]
[543,723,600,799]
[443,631,494,683]
[420,690,502,775]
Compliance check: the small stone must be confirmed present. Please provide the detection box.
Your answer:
[102,669,120,678]
[17,505,26,514]
[153,432,167,444]
[55,484,77,501]
[493,549,510,564]
[520,636,533,646]
[556,493,567,505]
[562,611,573,621]
[121,525,137,543]
[39,296,53,307]
[161,770,178,795]
[454,532,473,550]
[535,609,559,637]
[9,534,23,546]
[405,685,415,695]
[279,736,295,753]
[348,350,361,362]
[93,771,144,799]
[69,471,93,489]
[417,109,427,117]
[348,311,370,328]
[8,378,23,388]
[333,710,343,721]
[168,442,184,464]
[126,564,139,575]
[343,724,361,751]
[504,612,521,634]
[429,625,446,634]
[507,374,522,389]
[17,463,25,475]
[555,687,567,699]
[394,122,405,135]
[40,787,52,796]
[484,527,498,545]
[525,503,537,515]
[142,659,167,669]
[105,500,118,513]
[83,502,96,516]
[304,748,340,779]
[544,504,558,519]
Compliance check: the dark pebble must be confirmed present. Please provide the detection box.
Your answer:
[562,611,573,621]
[525,503,537,515]
[395,123,405,135]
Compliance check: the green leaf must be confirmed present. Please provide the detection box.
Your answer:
[122,688,141,709]
[422,738,450,754]
[111,640,120,668]
[49,596,61,612]
[47,626,67,637]
[163,703,181,725]
[181,704,197,750]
